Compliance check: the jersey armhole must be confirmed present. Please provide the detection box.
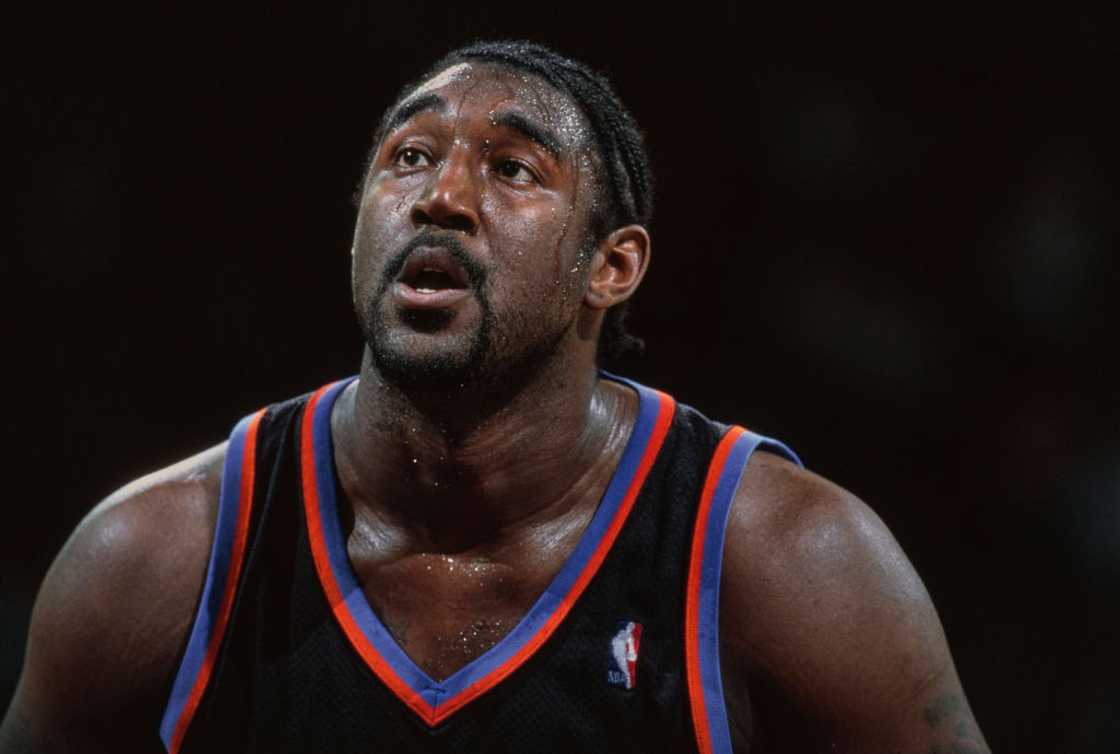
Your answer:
[685,426,801,754]
[158,409,265,753]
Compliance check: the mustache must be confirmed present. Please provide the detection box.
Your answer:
[378,230,487,293]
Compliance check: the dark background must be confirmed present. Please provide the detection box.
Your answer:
[6,5,1118,751]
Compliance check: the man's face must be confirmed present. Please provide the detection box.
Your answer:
[350,62,600,392]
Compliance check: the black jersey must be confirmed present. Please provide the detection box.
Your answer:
[159,372,800,754]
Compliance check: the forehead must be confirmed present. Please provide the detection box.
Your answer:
[393,61,593,151]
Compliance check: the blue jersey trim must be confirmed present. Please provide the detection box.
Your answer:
[697,430,802,754]
[159,412,256,750]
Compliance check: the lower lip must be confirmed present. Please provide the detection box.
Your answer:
[392,281,472,310]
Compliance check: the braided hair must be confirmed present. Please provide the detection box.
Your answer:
[363,39,654,363]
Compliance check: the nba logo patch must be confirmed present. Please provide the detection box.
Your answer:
[608,620,643,690]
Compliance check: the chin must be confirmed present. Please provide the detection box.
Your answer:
[366,322,493,392]
[358,293,572,400]
[358,284,496,388]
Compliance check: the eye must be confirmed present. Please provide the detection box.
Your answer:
[393,146,432,170]
[494,158,538,185]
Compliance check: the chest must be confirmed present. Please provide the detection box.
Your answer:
[348,539,577,682]
[175,382,775,753]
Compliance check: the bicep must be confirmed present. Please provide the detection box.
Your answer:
[0,697,38,754]
[2,546,168,754]
[1,478,216,754]
[3,676,166,754]
[723,464,989,753]
[0,679,144,754]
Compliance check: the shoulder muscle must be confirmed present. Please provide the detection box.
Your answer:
[720,451,989,753]
[1,444,226,753]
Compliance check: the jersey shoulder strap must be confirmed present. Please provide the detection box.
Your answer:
[159,381,347,752]
[159,408,267,753]
[686,426,802,754]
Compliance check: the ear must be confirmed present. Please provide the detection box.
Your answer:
[584,225,651,310]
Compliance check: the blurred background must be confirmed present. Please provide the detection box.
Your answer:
[6,4,1118,751]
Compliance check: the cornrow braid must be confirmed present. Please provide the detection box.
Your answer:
[363,39,654,363]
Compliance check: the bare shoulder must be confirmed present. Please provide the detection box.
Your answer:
[719,451,990,753]
[1,444,227,753]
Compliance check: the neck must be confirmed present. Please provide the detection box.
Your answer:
[332,345,635,553]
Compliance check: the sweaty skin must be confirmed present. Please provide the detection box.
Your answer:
[1,62,989,753]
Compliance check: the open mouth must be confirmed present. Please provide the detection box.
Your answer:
[409,268,463,293]
[392,245,473,310]
[397,246,471,292]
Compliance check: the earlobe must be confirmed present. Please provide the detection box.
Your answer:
[584,225,651,311]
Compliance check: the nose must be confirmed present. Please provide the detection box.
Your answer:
[411,150,480,235]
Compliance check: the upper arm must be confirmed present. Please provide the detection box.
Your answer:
[720,453,989,754]
[0,445,225,754]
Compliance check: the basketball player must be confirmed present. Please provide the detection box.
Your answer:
[0,41,990,753]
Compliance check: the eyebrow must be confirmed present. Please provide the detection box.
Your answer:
[383,93,446,136]
[382,96,567,162]
[490,112,566,160]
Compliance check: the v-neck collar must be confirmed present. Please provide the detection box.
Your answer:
[300,371,676,726]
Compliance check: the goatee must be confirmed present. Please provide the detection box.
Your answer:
[358,230,493,392]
